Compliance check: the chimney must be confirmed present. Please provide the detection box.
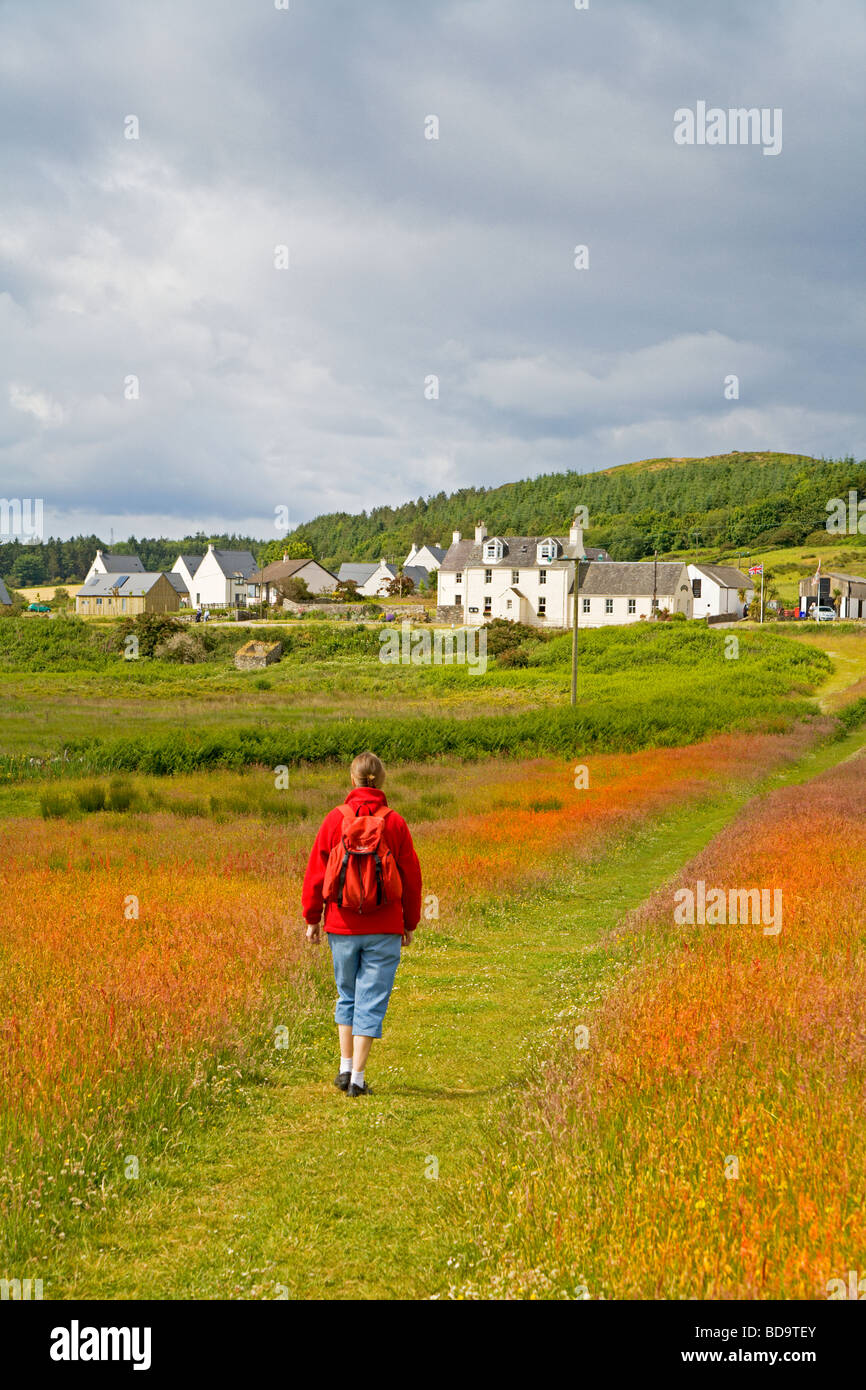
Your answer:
[452,530,462,545]
[474,521,487,543]
[569,512,585,557]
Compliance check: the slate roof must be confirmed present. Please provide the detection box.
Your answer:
[0,577,11,605]
[209,549,258,578]
[175,554,203,575]
[338,563,379,585]
[576,561,689,596]
[692,564,752,589]
[403,565,431,586]
[76,572,172,597]
[439,536,609,572]
[98,552,144,573]
[165,573,189,594]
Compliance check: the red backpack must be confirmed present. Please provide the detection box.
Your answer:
[322,804,403,915]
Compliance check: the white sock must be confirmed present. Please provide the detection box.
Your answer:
[340,1056,353,1074]
[350,1068,365,1088]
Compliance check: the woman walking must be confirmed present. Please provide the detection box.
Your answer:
[302,751,422,1096]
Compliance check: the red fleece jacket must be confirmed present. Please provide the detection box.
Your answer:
[301,787,423,935]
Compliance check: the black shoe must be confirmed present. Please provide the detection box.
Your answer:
[334,1071,351,1091]
[348,1081,373,1097]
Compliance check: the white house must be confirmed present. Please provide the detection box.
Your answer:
[687,564,753,620]
[0,577,11,607]
[437,519,610,628]
[341,560,431,597]
[84,550,145,585]
[338,563,378,591]
[577,561,693,627]
[172,554,203,602]
[188,545,258,609]
[248,555,339,605]
[404,542,445,571]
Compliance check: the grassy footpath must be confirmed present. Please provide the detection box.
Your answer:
[41,722,866,1301]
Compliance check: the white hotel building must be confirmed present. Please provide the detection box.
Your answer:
[436,521,694,629]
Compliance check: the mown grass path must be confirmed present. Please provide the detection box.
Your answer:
[46,723,866,1302]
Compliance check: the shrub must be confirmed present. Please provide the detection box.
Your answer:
[39,789,73,819]
[75,783,106,813]
[106,777,136,812]
[154,632,208,664]
[497,647,529,668]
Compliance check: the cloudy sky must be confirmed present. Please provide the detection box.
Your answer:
[2,0,864,542]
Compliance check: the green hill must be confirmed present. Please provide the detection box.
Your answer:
[291,451,865,566]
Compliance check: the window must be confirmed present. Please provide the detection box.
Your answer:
[455,593,461,605]
[484,569,492,584]
[582,597,590,613]
[121,597,127,612]
[692,578,702,598]
[538,537,560,563]
[455,571,463,583]
[511,569,519,584]
[628,598,636,614]
[483,598,492,615]
[506,599,512,609]
[605,598,614,614]
[539,569,547,584]
[538,596,546,615]
[483,538,505,562]
[96,597,102,606]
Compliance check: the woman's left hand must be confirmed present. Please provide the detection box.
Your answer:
[305,923,321,944]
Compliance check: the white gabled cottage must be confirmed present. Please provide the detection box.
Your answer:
[189,545,258,609]
[687,564,753,620]
[437,519,610,628]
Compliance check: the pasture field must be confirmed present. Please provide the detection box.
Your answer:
[0,617,864,1297]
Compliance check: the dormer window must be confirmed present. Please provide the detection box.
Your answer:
[537,537,561,563]
[483,537,505,563]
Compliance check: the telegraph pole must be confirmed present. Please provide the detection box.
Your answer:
[571,555,579,706]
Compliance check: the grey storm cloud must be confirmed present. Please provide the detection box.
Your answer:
[1,0,864,540]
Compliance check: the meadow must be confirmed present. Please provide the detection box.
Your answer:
[1,614,865,1296]
[0,726,832,1278]
[450,752,866,1299]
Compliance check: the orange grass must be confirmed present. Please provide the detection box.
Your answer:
[0,728,817,1259]
[454,752,866,1299]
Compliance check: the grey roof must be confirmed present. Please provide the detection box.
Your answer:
[439,535,609,572]
[692,564,752,589]
[0,577,11,605]
[403,565,430,586]
[97,552,144,573]
[577,561,689,597]
[76,572,173,597]
[175,554,203,575]
[824,569,866,583]
[165,572,189,594]
[338,563,379,584]
[209,549,258,578]
[411,544,445,563]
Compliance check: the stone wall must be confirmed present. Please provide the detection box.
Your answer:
[435,605,464,624]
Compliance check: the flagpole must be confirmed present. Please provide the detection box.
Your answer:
[760,565,764,624]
